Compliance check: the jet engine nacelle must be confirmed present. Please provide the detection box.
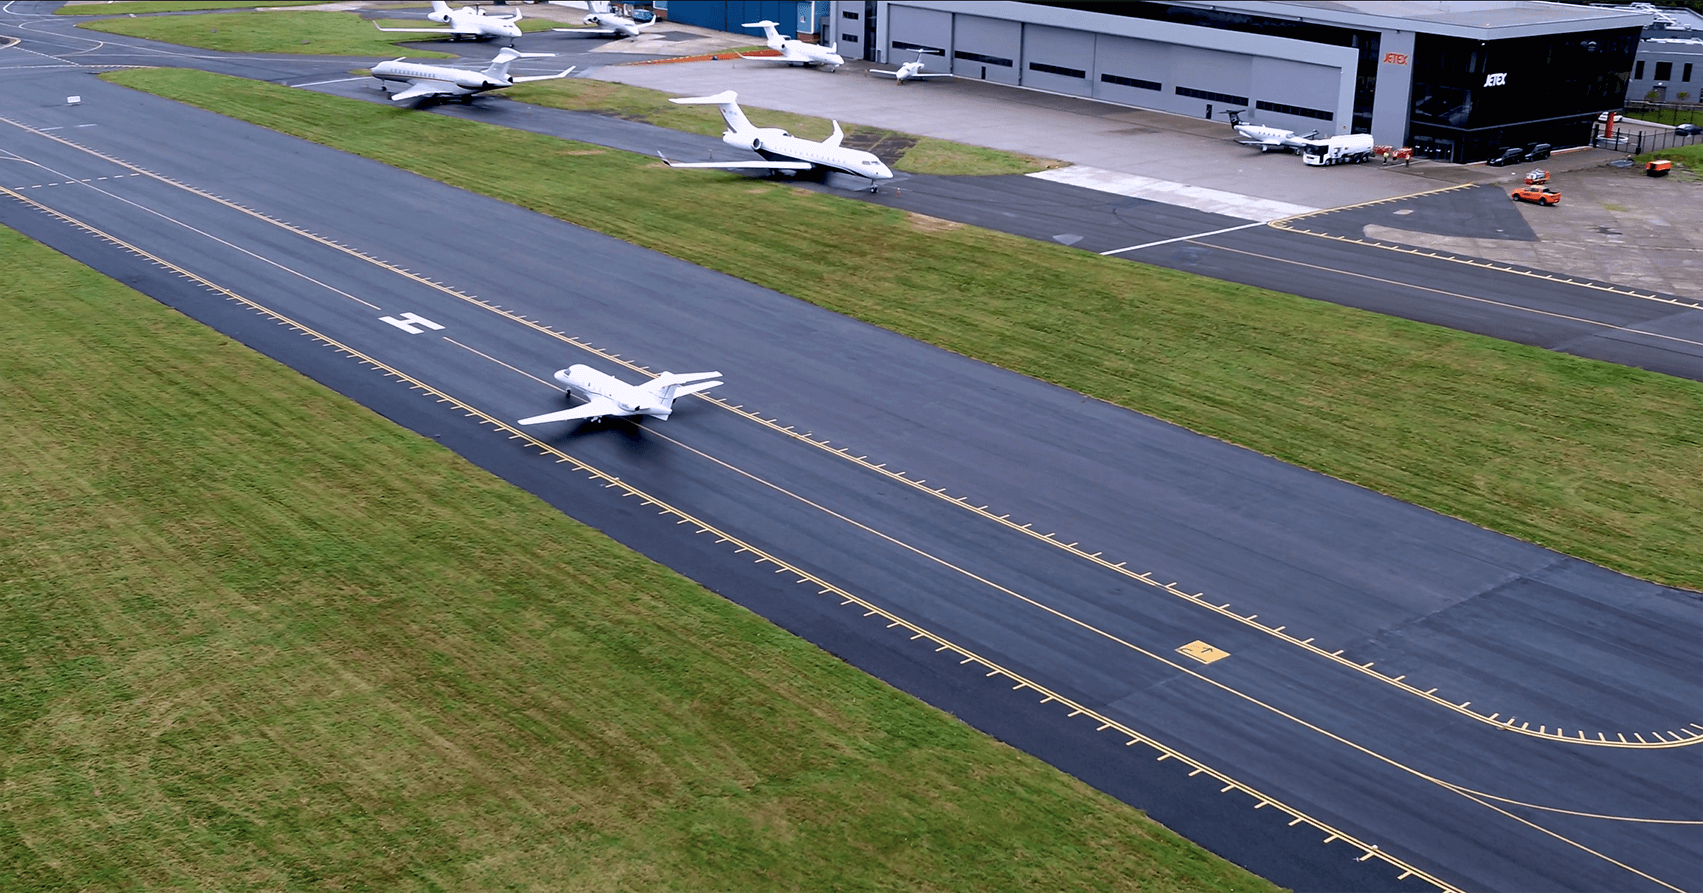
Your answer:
[428,8,451,22]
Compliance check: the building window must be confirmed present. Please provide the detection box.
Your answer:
[1256,100,1334,121]
[1101,73,1160,90]
[1176,85,1249,105]
[953,50,1013,67]
[842,9,857,18]
[842,33,858,43]
[892,40,942,54]
[1655,61,1673,81]
[1029,61,1086,78]
[1635,60,1645,80]
[1686,62,1694,82]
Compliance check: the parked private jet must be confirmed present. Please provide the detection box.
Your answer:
[869,48,952,84]
[371,49,573,104]
[373,1,522,42]
[551,0,654,39]
[518,365,723,425]
[738,20,843,70]
[1224,108,1319,153]
[657,91,894,190]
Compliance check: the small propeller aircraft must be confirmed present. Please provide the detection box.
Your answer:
[373,1,523,42]
[657,91,894,191]
[869,48,952,85]
[518,365,723,425]
[552,0,654,39]
[738,19,843,70]
[1223,108,1319,153]
[371,49,574,104]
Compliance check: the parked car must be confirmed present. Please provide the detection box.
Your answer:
[1523,142,1552,161]
[1487,146,1525,166]
[1510,185,1562,205]
[1676,123,1702,136]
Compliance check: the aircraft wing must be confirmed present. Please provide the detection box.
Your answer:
[513,66,577,83]
[869,68,901,78]
[909,71,953,79]
[739,51,807,64]
[552,26,620,36]
[657,153,814,171]
[389,80,457,102]
[518,397,623,425]
[373,23,457,34]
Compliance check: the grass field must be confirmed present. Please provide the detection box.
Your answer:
[102,67,1703,593]
[1621,106,1703,127]
[1637,142,1703,168]
[0,222,1277,891]
[507,78,1064,176]
[74,8,573,56]
[99,68,1703,593]
[57,0,329,13]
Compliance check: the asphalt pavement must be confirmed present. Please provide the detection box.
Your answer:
[1,62,1698,893]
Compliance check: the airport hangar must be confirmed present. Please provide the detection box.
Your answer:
[804,0,1652,163]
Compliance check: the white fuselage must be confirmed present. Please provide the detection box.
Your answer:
[1235,123,1302,151]
[727,127,892,180]
[556,365,667,418]
[432,6,522,40]
[584,12,644,38]
[894,61,925,82]
[777,38,843,67]
[372,59,505,95]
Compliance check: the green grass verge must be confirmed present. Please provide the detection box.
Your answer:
[57,0,327,13]
[73,9,565,57]
[0,221,1275,890]
[101,67,1703,595]
[1620,107,1703,127]
[1636,142,1703,167]
[507,77,1064,176]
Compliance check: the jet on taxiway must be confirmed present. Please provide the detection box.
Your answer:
[658,91,894,190]
[551,0,654,39]
[519,365,723,425]
[869,48,952,85]
[738,20,844,70]
[373,1,523,42]
[371,49,574,104]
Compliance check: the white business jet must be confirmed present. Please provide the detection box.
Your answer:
[371,49,574,104]
[739,20,843,70]
[373,1,523,42]
[1224,108,1318,153]
[869,48,951,84]
[518,365,723,425]
[657,91,894,190]
[551,0,653,39]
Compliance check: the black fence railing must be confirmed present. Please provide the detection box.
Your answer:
[1621,101,1703,127]
[1591,124,1703,155]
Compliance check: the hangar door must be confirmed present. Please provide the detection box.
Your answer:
[888,5,950,63]
[1094,35,1169,106]
[1022,24,1094,97]
[952,14,1019,85]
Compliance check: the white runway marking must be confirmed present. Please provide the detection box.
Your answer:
[1028,164,1318,223]
[1100,222,1264,256]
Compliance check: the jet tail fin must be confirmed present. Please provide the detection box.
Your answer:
[648,371,723,405]
[669,91,752,134]
[483,48,555,80]
[742,19,784,45]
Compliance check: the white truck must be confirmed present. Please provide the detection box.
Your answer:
[1299,133,1377,166]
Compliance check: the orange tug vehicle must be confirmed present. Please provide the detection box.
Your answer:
[1511,183,1562,205]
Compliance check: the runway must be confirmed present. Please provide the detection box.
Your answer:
[2,65,1698,893]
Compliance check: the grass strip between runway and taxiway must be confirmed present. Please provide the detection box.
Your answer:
[0,222,1276,891]
[103,68,1703,594]
[71,9,571,58]
[55,0,328,13]
[506,77,1066,176]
